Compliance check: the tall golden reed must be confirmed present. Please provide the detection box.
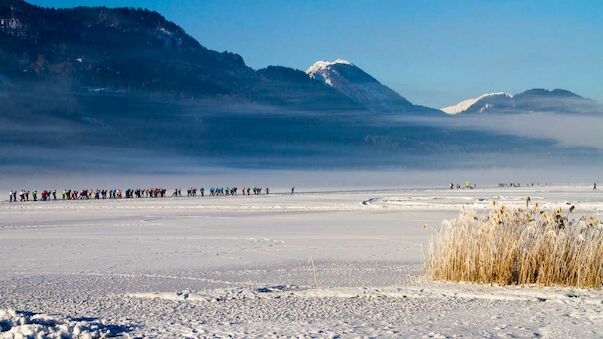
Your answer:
[428,205,602,288]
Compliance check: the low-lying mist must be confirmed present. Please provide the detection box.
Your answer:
[1,84,602,187]
[443,112,603,150]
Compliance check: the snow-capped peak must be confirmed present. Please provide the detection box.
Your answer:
[305,59,353,75]
[441,92,512,115]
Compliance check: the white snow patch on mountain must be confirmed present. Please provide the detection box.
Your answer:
[442,92,512,115]
[305,59,353,76]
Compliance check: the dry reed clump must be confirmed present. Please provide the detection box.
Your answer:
[428,204,603,288]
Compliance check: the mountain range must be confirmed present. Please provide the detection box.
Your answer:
[0,0,601,170]
[0,0,367,111]
[0,0,433,114]
[442,89,600,115]
[1,0,600,117]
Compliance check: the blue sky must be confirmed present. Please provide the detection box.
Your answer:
[29,0,603,107]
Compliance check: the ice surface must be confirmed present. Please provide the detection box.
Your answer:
[0,186,601,337]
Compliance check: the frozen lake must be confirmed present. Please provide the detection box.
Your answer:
[1,186,601,337]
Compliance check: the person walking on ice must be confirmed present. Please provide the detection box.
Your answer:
[291,187,295,194]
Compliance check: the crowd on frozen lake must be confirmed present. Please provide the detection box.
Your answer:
[6,186,279,202]
[6,182,598,203]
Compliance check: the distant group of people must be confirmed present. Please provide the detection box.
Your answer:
[450,181,476,190]
[6,185,296,203]
[8,190,56,202]
[497,182,552,188]
[448,182,598,190]
[181,187,273,197]
[65,188,169,200]
[7,188,170,202]
[208,187,269,196]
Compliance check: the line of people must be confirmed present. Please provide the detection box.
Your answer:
[182,187,271,197]
[208,187,269,196]
[449,182,476,189]
[8,190,57,202]
[7,188,169,201]
[7,186,282,202]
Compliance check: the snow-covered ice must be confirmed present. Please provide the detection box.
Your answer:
[0,186,601,337]
[0,308,131,338]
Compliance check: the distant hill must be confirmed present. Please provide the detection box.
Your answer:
[307,59,441,114]
[442,89,601,115]
[0,1,445,114]
[0,0,363,111]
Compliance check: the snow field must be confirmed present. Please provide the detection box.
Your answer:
[0,186,601,337]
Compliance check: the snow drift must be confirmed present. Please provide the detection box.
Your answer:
[0,309,130,338]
